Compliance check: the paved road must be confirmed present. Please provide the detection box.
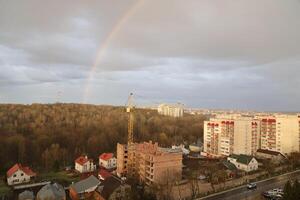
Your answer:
[198,170,300,200]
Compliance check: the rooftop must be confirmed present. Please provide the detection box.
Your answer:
[99,153,114,161]
[75,156,91,166]
[229,154,255,165]
[257,149,283,156]
[7,163,36,177]
[70,175,100,194]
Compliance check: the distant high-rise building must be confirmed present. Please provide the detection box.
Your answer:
[157,103,184,117]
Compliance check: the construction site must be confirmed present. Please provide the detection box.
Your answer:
[116,93,183,185]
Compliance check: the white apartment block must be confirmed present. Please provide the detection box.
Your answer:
[158,103,184,117]
[259,115,300,154]
[203,114,300,157]
[204,117,260,157]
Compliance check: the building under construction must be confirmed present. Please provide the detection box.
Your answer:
[117,141,183,185]
[118,93,182,185]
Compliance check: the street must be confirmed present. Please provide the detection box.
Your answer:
[198,170,300,200]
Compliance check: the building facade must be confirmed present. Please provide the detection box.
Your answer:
[227,154,258,172]
[203,117,260,157]
[99,153,117,170]
[157,103,184,117]
[203,114,300,157]
[117,141,182,185]
[259,115,300,154]
[7,164,36,186]
[75,156,96,173]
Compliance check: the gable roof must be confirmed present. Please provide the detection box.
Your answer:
[222,160,237,171]
[99,153,114,161]
[257,149,282,156]
[7,163,36,178]
[75,156,90,166]
[229,154,255,165]
[70,175,100,194]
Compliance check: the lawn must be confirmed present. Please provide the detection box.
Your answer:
[0,179,11,196]
[37,171,80,186]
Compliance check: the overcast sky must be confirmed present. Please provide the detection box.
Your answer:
[0,0,300,111]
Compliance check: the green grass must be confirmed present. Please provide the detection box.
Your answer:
[0,179,11,196]
[37,171,80,186]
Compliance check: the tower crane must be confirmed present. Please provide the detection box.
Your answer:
[126,93,135,176]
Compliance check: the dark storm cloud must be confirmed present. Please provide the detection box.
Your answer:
[0,0,300,111]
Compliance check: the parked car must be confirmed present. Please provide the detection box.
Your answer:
[262,189,284,199]
[272,188,283,195]
[247,183,257,190]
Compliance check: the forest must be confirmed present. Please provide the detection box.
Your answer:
[0,103,206,174]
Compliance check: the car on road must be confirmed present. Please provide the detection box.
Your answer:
[247,183,257,190]
[271,188,283,195]
[262,189,284,199]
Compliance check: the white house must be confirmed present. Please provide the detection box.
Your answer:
[75,156,96,173]
[99,153,117,170]
[227,154,258,172]
[7,163,36,186]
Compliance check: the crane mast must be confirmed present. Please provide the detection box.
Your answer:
[126,93,135,176]
[127,93,134,145]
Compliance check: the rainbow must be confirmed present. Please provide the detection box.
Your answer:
[83,0,145,103]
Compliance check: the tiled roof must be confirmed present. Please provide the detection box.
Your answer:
[75,156,89,166]
[7,163,36,178]
[99,153,114,161]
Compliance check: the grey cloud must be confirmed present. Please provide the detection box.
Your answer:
[0,0,300,111]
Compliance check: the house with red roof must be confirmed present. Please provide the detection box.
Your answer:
[6,163,36,186]
[99,153,116,170]
[75,156,96,173]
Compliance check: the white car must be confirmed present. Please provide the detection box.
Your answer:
[247,183,257,190]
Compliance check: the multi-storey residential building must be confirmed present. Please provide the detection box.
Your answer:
[203,117,260,157]
[260,115,300,154]
[117,141,182,185]
[157,103,184,117]
[204,114,300,157]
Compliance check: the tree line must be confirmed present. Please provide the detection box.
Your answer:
[283,180,300,200]
[0,103,206,173]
